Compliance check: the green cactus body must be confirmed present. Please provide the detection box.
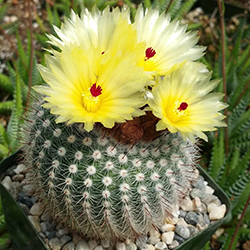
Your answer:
[22,100,199,241]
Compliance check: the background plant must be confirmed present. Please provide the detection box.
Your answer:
[0,0,249,249]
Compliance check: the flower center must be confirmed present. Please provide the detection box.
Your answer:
[178,102,188,111]
[82,83,102,113]
[90,83,102,97]
[167,100,188,123]
[144,47,156,61]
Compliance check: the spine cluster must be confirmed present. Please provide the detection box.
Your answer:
[21,100,199,241]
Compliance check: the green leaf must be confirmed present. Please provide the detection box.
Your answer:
[0,74,13,94]
[6,73,23,152]
[0,101,15,114]
[208,130,225,180]
[175,0,197,19]
[0,124,8,147]
[0,152,49,250]
[0,145,9,159]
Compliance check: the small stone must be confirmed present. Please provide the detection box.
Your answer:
[2,176,12,191]
[116,242,126,250]
[176,218,188,227]
[142,244,155,250]
[193,197,202,212]
[101,240,110,248]
[94,246,103,250]
[60,235,72,246]
[180,197,194,211]
[161,231,175,245]
[155,242,167,250]
[12,174,24,181]
[73,235,84,245]
[174,225,190,239]
[58,227,69,236]
[41,212,52,221]
[203,213,210,225]
[28,215,41,232]
[185,211,199,226]
[209,204,226,220]
[19,203,30,215]
[191,175,205,191]
[62,242,75,250]
[14,164,27,174]
[201,194,221,206]
[49,237,62,250]
[215,228,224,237]
[30,202,44,216]
[89,240,98,250]
[40,222,47,232]
[76,241,90,250]
[179,210,187,218]
[187,225,199,236]
[148,236,160,245]
[126,242,137,250]
[22,184,33,195]
[168,240,179,249]
[207,203,218,213]
[190,188,204,199]
[205,186,214,194]
[161,224,175,232]
[149,227,161,237]
[45,231,57,240]
[173,234,185,244]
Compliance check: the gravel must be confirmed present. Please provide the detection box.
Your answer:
[2,163,227,250]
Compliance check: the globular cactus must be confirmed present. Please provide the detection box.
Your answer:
[22,99,199,241]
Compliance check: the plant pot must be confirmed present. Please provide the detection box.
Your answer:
[0,151,232,250]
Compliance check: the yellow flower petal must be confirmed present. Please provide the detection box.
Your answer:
[148,61,228,142]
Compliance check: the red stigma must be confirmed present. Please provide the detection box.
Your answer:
[101,51,105,55]
[90,83,102,97]
[178,102,188,111]
[145,47,156,60]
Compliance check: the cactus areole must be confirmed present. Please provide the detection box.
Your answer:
[22,100,199,241]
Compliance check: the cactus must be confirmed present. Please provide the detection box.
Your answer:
[21,99,199,241]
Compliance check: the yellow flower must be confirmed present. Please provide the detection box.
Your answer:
[148,61,228,142]
[35,42,150,132]
[47,7,140,57]
[133,6,206,75]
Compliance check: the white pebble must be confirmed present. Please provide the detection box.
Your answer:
[209,204,226,220]
[148,236,160,245]
[60,235,72,246]
[101,240,110,248]
[176,218,188,227]
[58,227,69,236]
[207,203,218,213]
[116,242,126,250]
[62,241,75,250]
[2,176,12,191]
[155,242,167,250]
[168,240,179,249]
[76,241,90,250]
[161,223,175,232]
[89,240,98,250]
[215,228,225,237]
[28,215,41,232]
[205,186,215,194]
[49,238,62,250]
[180,197,194,211]
[193,197,202,211]
[30,202,44,216]
[142,244,155,250]
[126,242,137,250]
[94,246,103,250]
[161,231,175,244]
[14,164,27,174]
